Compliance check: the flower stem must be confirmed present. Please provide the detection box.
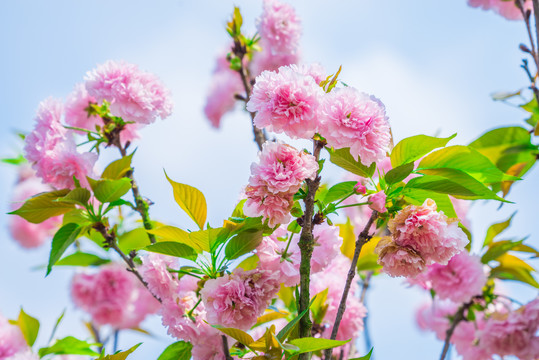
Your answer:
[297,140,325,360]
[323,211,378,360]
[222,335,233,360]
[439,301,473,360]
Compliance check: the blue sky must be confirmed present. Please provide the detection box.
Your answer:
[0,1,538,359]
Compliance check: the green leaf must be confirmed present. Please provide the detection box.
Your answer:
[417,145,519,184]
[17,308,40,346]
[100,343,141,360]
[349,347,374,360]
[482,239,524,264]
[47,223,82,275]
[328,148,376,178]
[385,162,414,185]
[56,188,91,206]
[165,172,207,230]
[147,226,202,251]
[390,133,456,168]
[38,336,99,357]
[189,227,229,253]
[356,254,382,272]
[213,326,254,346]
[405,168,508,202]
[323,181,357,204]
[157,341,192,360]
[277,296,317,342]
[56,252,110,267]
[118,228,152,253]
[490,265,539,288]
[287,338,349,355]
[9,189,74,224]
[89,178,132,203]
[145,242,197,261]
[402,189,457,218]
[310,289,329,325]
[237,254,259,270]
[1,154,26,165]
[225,229,264,260]
[101,151,135,180]
[483,213,515,247]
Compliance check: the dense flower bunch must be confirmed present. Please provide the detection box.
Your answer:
[71,264,159,328]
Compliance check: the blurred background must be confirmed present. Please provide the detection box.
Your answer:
[0,0,537,359]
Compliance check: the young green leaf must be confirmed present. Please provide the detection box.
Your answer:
[157,341,192,360]
[481,239,524,264]
[328,148,376,178]
[390,133,456,168]
[349,347,374,360]
[483,213,515,247]
[9,189,74,224]
[55,252,110,267]
[147,226,201,251]
[38,336,100,357]
[286,337,349,355]
[213,326,255,347]
[101,151,135,180]
[89,178,132,203]
[56,188,91,206]
[225,228,264,260]
[189,227,229,253]
[16,308,40,347]
[145,242,198,261]
[384,162,414,185]
[165,172,207,230]
[118,228,152,253]
[402,189,457,218]
[323,181,357,204]
[99,343,141,360]
[237,254,259,271]
[47,223,83,275]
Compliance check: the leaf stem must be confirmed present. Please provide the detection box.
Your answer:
[323,211,378,360]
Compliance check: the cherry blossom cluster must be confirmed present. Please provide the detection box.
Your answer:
[418,297,539,360]
[204,0,301,128]
[375,199,469,278]
[70,264,159,329]
[23,60,172,190]
[244,141,318,226]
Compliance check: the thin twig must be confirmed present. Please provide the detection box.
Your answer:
[93,222,162,304]
[113,330,119,352]
[222,335,233,360]
[113,139,156,244]
[298,140,325,360]
[323,211,378,360]
[439,302,473,360]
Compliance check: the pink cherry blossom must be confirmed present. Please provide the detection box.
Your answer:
[249,141,318,194]
[375,237,426,278]
[250,41,300,77]
[415,299,459,340]
[257,0,301,56]
[247,66,323,139]
[311,223,343,273]
[468,0,531,20]
[190,334,226,360]
[319,87,391,166]
[354,182,366,195]
[289,63,326,84]
[33,140,97,189]
[244,185,294,227]
[390,199,469,265]
[479,298,539,360]
[23,98,66,165]
[85,60,173,124]
[204,53,244,128]
[200,268,280,330]
[368,191,387,213]
[0,314,28,359]
[426,252,487,303]
[139,253,179,301]
[9,177,60,248]
[64,83,100,131]
[256,227,301,286]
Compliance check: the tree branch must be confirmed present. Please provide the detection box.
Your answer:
[222,335,233,360]
[93,222,162,304]
[298,140,325,360]
[439,301,473,360]
[323,211,378,360]
[113,139,156,244]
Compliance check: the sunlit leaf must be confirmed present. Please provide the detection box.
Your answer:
[56,252,110,267]
[324,181,357,204]
[88,178,132,203]
[328,148,376,178]
[56,188,91,206]
[286,337,349,355]
[350,347,374,360]
[165,172,207,230]
[483,213,515,247]
[156,341,192,360]
[225,228,264,260]
[9,189,74,224]
[47,223,83,275]
[101,151,135,180]
[145,242,197,261]
[99,343,141,360]
[338,219,355,260]
[391,134,456,168]
[38,336,99,357]
[16,308,40,347]
[385,162,414,185]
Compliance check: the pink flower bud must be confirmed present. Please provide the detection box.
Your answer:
[354,182,366,195]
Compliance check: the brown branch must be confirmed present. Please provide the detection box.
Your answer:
[222,335,233,360]
[297,140,325,360]
[323,211,378,360]
[439,301,473,360]
[113,139,156,244]
[93,222,162,304]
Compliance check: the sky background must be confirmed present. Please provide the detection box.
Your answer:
[0,0,538,359]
